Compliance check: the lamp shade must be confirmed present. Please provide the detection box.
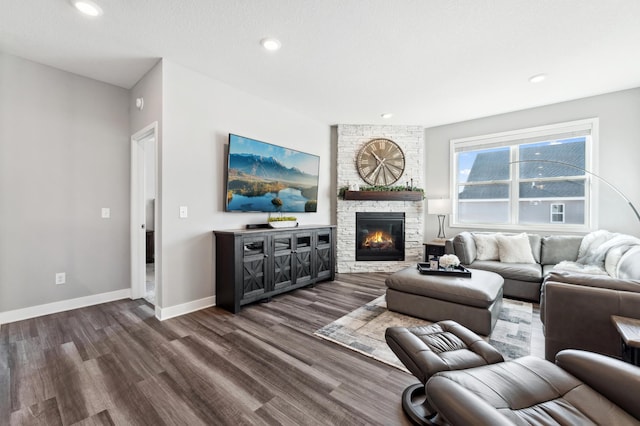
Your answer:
[428,198,451,215]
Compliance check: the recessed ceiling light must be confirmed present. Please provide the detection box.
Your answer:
[70,0,103,17]
[381,113,393,119]
[529,73,547,84]
[260,38,281,51]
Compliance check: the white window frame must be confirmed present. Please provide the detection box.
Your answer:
[449,118,599,233]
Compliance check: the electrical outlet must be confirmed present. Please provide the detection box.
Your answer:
[179,206,188,218]
[55,272,66,285]
[101,207,110,218]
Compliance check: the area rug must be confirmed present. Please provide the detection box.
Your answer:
[314,295,532,372]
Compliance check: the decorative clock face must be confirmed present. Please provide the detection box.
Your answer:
[356,138,406,186]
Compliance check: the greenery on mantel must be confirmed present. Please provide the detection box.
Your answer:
[338,185,424,199]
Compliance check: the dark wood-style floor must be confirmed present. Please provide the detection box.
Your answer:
[1,273,546,425]
[1,273,420,425]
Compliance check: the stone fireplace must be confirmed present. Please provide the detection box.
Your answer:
[356,212,405,261]
[336,124,424,273]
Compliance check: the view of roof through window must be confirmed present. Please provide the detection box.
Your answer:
[454,136,588,227]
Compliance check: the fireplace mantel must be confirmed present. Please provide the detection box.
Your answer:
[343,190,424,201]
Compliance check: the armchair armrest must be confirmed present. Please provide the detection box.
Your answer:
[545,270,640,293]
[541,279,640,360]
[556,349,640,420]
[426,376,515,426]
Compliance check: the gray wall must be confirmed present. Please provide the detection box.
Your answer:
[160,60,332,308]
[0,52,130,312]
[130,61,163,306]
[423,87,640,240]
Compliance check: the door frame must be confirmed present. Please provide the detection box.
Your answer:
[130,122,158,301]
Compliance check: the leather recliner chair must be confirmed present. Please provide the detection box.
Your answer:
[425,350,640,425]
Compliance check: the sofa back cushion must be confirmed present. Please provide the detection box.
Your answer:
[541,235,583,265]
[528,234,542,264]
[452,232,476,265]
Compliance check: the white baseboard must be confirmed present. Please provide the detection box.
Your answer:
[0,288,132,325]
[156,296,216,321]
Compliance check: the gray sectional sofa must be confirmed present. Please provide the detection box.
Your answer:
[446,230,640,360]
[446,230,640,302]
[446,231,583,301]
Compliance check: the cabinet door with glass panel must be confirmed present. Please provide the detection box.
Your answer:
[272,234,294,291]
[240,236,269,302]
[293,232,313,286]
[315,229,334,280]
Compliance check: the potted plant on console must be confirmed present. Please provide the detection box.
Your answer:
[268,197,298,228]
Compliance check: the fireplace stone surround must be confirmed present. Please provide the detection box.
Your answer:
[336,124,424,273]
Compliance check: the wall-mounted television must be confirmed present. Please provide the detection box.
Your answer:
[225,134,320,212]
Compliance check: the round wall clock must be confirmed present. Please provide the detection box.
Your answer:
[356,138,406,186]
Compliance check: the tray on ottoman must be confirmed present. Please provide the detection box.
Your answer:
[417,263,472,278]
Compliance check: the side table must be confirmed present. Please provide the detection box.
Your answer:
[611,315,640,366]
[423,240,446,262]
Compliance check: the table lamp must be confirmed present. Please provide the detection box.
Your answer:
[428,198,451,240]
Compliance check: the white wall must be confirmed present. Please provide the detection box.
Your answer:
[0,52,130,312]
[161,60,331,309]
[423,87,640,240]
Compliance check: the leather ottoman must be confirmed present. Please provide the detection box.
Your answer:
[385,266,504,335]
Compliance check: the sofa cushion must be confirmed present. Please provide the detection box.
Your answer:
[541,235,582,265]
[472,233,499,261]
[496,233,536,264]
[542,264,557,277]
[427,355,640,426]
[528,234,542,264]
[553,261,608,276]
[470,260,542,282]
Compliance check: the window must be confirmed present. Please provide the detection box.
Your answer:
[451,118,598,232]
[550,203,565,223]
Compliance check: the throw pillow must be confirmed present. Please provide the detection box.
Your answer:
[473,233,500,261]
[496,233,536,264]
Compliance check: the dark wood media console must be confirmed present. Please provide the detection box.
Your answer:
[213,225,336,313]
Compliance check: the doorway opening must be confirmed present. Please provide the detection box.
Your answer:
[131,123,158,306]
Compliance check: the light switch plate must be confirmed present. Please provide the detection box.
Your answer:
[101,207,110,218]
[179,206,188,218]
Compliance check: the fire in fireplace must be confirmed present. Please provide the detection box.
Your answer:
[356,212,405,261]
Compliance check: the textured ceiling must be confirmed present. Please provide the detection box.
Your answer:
[2,0,640,126]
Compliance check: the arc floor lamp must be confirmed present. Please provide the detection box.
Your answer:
[511,159,640,223]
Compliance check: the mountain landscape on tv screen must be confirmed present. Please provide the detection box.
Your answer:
[227,153,319,212]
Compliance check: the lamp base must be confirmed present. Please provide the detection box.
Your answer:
[437,214,446,239]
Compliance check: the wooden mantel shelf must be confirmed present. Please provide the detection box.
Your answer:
[342,190,424,201]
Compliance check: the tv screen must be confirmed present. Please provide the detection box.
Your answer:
[225,134,320,212]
